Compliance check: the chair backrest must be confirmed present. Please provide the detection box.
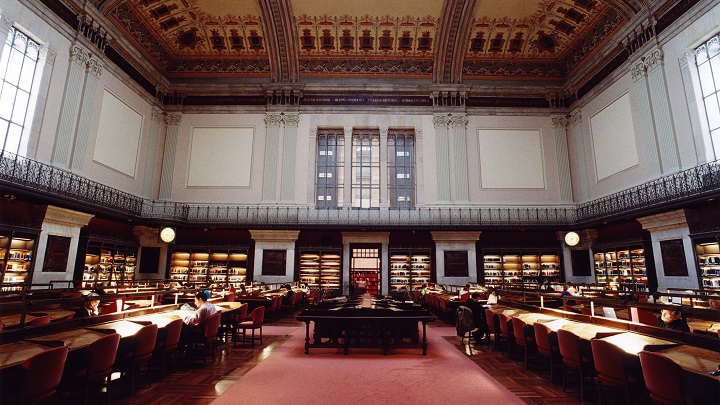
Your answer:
[557,329,582,366]
[238,303,249,322]
[19,345,69,402]
[100,301,118,315]
[26,315,51,326]
[533,322,552,353]
[630,307,657,325]
[225,293,236,302]
[271,295,281,310]
[511,317,528,343]
[249,306,265,327]
[459,292,470,302]
[163,318,184,351]
[591,338,635,385]
[204,312,222,339]
[485,309,497,332]
[134,323,159,361]
[290,292,300,306]
[497,313,510,335]
[638,350,684,404]
[581,306,592,315]
[87,333,121,379]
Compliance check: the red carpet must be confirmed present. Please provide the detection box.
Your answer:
[212,324,522,405]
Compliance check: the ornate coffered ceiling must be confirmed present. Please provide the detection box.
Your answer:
[47,0,694,106]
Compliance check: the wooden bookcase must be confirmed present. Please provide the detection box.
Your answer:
[481,250,561,289]
[0,229,39,291]
[169,247,249,289]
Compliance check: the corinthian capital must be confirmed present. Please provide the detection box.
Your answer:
[643,48,664,71]
[70,44,90,67]
[86,57,103,78]
[265,113,283,127]
[282,113,300,127]
[449,115,468,128]
[165,113,182,126]
[631,60,646,81]
[552,116,568,128]
[433,114,451,127]
[570,110,582,126]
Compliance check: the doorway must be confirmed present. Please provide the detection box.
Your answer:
[350,245,380,295]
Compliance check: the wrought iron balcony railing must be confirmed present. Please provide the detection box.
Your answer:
[1,150,719,228]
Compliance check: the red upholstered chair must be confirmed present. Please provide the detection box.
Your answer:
[497,313,514,356]
[630,307,657,325]
[225,293,237,302]
[266,295,280,320]
[591,338,645,404]
[511,317,536,369]
[26,315,51,326]
[557,328,595,400]
[61,332,121,404]
[239,306,265,346]
[228,303,249,345]
[99,301,118,315]
[459,292,470,302]
[484,309,498,349]
[153,318,183,379]
[638,350,685,405]
[113,323,159,395]
[3,345,69,404]
[581,306,592,316]
[533,322,561,382]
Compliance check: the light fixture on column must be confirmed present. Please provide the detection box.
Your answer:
[564,231,580,247]
[159,226,176,243]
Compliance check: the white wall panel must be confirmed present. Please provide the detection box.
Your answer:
[590,93,638,181]
[93,90,142,177]
[478,129,545,189]
[187,127,254,187]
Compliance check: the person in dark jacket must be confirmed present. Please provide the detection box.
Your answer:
[460,293,488,342]
[74,292,100,318]
[657,308,691,332]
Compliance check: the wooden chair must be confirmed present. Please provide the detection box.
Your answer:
[557,329,595,401]
[152,319,183,379]
[228,303,249,346]
[511,317,536,369]
[638,350,685,405]
[630,307,657,326]
[113,323,158,396]
[533,322,561,382]
[26,315,51,326]
[2,345,69,404]
[61,333,121,405]
[239,306,265,346]
[497,313,514,356]
[591,338,645,404]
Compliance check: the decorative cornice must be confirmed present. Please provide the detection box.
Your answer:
[165,113,182,126]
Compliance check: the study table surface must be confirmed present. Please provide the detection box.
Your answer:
[687,319,720,335]
[655,344,720,379]
[515,312,558,325]
[88,320,145,337]
[560,322,623,340]
[128,313,181,328]
[599,332,679,355]
[0,308,75,328]
[27,328,108,350]
[0,341,48,369]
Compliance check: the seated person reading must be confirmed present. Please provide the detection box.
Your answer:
[657,308,691,332]
[460,292,488,341]
[180,291,219,339]
[74,292,100,318]
[486,287,499,305]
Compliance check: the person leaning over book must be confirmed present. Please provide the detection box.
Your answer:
[74,292,100,318]
[180,290,219,339]
[657,307,691,332]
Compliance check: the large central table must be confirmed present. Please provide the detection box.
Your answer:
[296,306,436,355]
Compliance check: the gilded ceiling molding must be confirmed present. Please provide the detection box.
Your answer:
[94,0,125,16]
[600,0,645,21]
[258,0,299,83]
[433,0,478,84]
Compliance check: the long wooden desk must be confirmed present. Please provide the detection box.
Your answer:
[599,332,679,355]
[26,329,108,350]
[88,320,145,337]
[0,308,75,328]
[655,344,720,379]
[296,306,436,355]
[0,341,48,369]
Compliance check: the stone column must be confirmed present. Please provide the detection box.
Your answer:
[645,48,680,173]
[70,55,103,172]
[631,59,662,178]
[159,113,182,200]
[280,113,299,202]
[433,114,451,202]
[678,51,712,163]
[142,107,164,198]
[262,113,282,202]
[343,128,353,207]
[570,110,588,201]
[379,128,389,208]
[52,43,90,168]
[450,114,469,202]
[552,116,572,202]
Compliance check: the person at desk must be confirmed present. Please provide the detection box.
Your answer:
[180,291,219,339]
[282,284,295,305]
[238,283,248,296]
[460,292,488,341]
[657,308,691,332]
[486,287,499,305]
[74,292,100,318]
[708,296,720,310]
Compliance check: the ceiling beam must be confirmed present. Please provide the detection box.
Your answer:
[258,0,299,83]
[433,0,478,84]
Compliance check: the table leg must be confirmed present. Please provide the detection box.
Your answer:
[421,321,428,356]
[304,321,310,355]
